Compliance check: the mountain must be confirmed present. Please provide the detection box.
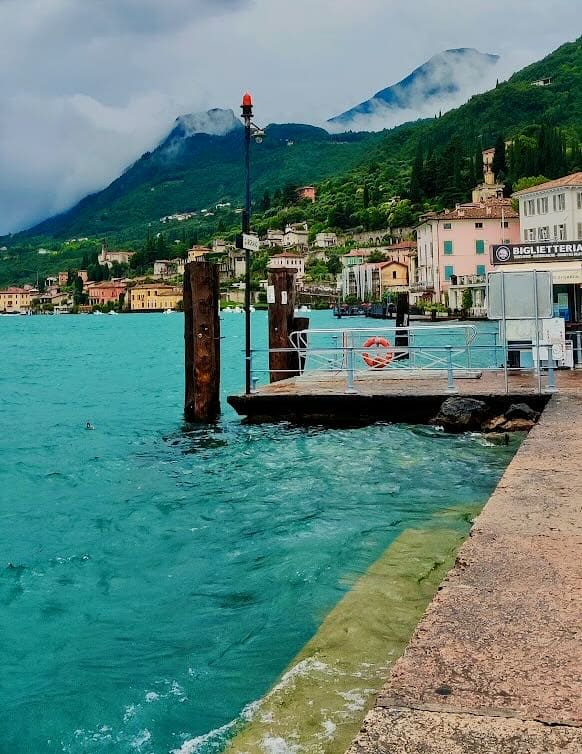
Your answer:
[328,48,500,131]
[19,114,379,243]
[10,36,582,254]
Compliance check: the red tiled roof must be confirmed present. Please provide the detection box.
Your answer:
[0,287,29,293]
[386,241,416,250]
[425,200,518,221]
[271,252,305,258]
[513,172,582,195]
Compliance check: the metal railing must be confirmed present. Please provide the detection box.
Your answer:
[249,324,561,395]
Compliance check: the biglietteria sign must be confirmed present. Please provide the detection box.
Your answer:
[491,242,582,264]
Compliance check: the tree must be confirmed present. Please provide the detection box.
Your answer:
[327,256,342,275]
[368,250,387,263]
[362,184,370,209]
[462,288,473,312]
[409,141,425,203]
[492,135,507,181]
[261,190,271,211]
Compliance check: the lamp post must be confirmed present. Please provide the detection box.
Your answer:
[241,92,253,395]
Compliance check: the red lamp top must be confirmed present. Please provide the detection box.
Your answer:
[242,92,253,107]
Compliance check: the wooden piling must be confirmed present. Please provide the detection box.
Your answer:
[184,261,221,422]
[267,268,310,383]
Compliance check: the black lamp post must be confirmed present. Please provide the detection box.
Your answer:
[241,92,253,395]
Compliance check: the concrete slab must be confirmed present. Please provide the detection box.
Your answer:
[350,708,582,754]
[348,393,582,752]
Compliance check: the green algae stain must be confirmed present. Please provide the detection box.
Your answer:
[225,522,469,754]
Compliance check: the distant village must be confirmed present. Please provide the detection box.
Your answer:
[2,152,582,322]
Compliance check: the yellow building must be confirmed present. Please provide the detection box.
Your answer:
[379,261,409,294]
[0,287,34,313]
[127,283,183,311]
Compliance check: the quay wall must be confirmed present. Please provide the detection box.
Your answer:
[348,393,582,753]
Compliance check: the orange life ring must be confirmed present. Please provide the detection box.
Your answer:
[361,336,394,369]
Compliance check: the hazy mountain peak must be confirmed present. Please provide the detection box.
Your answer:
[172,108,241,138]
[328,48,500,131]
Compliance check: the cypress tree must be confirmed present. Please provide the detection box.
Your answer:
[492,135,507,181]
[409,142,425,203]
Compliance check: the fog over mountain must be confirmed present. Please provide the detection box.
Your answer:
[0,0,579,235]
[328,49,500,132]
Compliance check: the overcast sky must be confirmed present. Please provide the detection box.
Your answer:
[0,0,579,235]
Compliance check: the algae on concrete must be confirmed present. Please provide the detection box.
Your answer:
[224,517,473,754]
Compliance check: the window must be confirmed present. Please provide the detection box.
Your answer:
[524,228,536,241]
[525,199,536,216]
[578,192,582,210]
[537,197,549,214]
[503,221,509,228]
[444,265,454,281]
[578,223,582,241]
[443,222,452,230]
[553,193,566,212]
[554,224,567,240]
[392,271,397,279]
[538,226,550,241]
[443,240,453,255]
[475,222,483,229]
[475,239,485,254]
[476,265,486,276]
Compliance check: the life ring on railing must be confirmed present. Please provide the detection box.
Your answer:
[361,336,394,369]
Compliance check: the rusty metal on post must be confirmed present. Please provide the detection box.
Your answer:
[184,261,221,422]
[267,267,310,383]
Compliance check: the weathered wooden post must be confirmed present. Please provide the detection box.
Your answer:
[267,268,310,383]
[184,261,221,422]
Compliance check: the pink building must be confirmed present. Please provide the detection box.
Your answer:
[86,281,127,306]
[415,199,520,312]
[296,186,316,203]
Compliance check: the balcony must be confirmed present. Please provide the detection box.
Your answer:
[410,282,435,293]
[448,275,487,288]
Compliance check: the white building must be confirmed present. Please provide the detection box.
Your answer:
[514,173,582,244]
[493,172,582,323]
[283,223,309,250]
[98,246,135,268]
[268,252,306,282]
[315,232,338,248]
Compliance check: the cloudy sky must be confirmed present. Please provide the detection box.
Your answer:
[0,0,579,234]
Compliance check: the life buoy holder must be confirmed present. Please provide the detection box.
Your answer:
[361,336,394,369]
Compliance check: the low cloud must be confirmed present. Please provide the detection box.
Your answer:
[0,0,579,234]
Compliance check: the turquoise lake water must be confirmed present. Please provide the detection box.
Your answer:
[0,312,514,753]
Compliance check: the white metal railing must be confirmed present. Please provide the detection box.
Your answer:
[249,324,560,395]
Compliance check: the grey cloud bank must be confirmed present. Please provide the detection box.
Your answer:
[0,0,579,234]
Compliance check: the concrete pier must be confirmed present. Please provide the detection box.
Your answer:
[348,393,582,753]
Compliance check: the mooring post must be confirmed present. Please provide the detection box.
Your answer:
[267,268,299,383]
[184,261,221,422]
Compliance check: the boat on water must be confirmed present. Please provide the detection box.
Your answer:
[93,310,104,316]
[109,310,119,316]
[295,305,311,313]
[163,309,174,315]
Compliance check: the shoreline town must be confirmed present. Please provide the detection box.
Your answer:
[2,165,582,331]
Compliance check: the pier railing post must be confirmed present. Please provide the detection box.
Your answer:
[546,350,557,393]
[446,346,457,393]
[184,261,221,422]
[345,333,357,394]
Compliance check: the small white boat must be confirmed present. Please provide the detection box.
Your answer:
[163,309,174,315]
[223,307,234,313]
[249,305,256,313]
[109,310,119,316]
[233,306,242,313]
[93,310,103,316]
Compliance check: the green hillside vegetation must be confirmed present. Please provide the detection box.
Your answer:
[2,36,582,288]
